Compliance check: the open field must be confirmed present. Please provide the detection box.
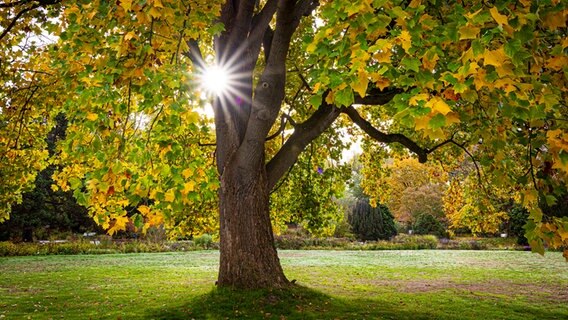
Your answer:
[1,250,567,319]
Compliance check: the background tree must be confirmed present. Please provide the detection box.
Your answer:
[348,198,397,241]
[1,0,567,288]
[361,155,447,226]
[0,114,101,241]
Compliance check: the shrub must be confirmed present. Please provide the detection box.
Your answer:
[348,198,397,241]
[508,205,529,245]
[350,235,438,250]
[390,234,438,249]
[412,214,448,238]
[194,234,214,249]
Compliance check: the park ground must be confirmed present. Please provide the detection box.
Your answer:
[0,250,567,319]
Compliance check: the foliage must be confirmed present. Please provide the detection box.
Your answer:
[0,239,221,257]
[362,156,447,223]
[412,213,448,238]
[0,114,101,242]
[348,198,397,241]
[270,140,349,237]
[443,177,508,236]
[193,233,214,249]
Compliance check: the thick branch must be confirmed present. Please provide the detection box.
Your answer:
[354,87,403,105]
[262,27,274,62]
[235,0,309,169]
[265,115,287,141]
[266,102,340,190]
[343,106,429,163]
[184,39,206,71]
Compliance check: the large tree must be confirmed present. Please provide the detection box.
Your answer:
[1,0,567,288]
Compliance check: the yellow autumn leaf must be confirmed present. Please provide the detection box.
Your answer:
[182,181,195,195]
[409,0,422,8]
[182,168,193,179]
[547,56,568,71]
[375,77,390,91]
[483,47,508,67]
[465,8,483,20]
[138,205,151,215]
[543,11,567,30]
[559,228,568,241]
[409,93,430,106]
[426,97,452,115]
[120,0,132,11]
[489,7,508,26]
[165,188,175,202]
[86,113,98,121]
[552,156,568,172]
[522,189,538,206]
[414,115,431,130]
[445,112,461,125]
[495,63,514,77]
[458,25,480,40]
[153,0,164,8]
[148,7,161,19]
[373,50,392,63]
[124,31,136,41]
[116,199,129,207]
[325,90,335,104]
[306,41,317,53]
[351,72,369,98]
[422,51,439,71]
[494,78,517,93]
[398,30,412,53]
[108,216,130,235]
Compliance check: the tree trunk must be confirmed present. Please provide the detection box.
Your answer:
[216,159,289,289]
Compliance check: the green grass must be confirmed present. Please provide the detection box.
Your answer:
[0,250,566,319]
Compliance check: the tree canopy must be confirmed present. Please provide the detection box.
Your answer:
[1,0,567,282]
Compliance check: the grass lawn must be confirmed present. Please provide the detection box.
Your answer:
[0,250,566,319]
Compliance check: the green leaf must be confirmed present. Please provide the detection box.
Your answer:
[401,57,420,72]
[335,88,354,107]
[69,177,82,189]
[429,113,446,129]
[310,95,322,108]
[504,39,522,58]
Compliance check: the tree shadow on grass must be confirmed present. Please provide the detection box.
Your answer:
[142,286,444,320]
[146,285,567,320]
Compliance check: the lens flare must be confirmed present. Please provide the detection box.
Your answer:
[201,65,229,96]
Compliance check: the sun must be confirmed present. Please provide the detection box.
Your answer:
[201,65,230,96]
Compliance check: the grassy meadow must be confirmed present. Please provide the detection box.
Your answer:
[0,250,567,319]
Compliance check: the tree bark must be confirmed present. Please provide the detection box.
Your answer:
[217,157,289,289]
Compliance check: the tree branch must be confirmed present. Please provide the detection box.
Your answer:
[265,115,287,141]
[266,101,340,190]
[183,39,206,71]
[0,0,28,9]
[353,87,403,105]
[0,0,61,42]
[342,106,429,163]
[0,3,40,42]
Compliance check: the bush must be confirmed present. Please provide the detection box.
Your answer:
[508,205,529,245]
[348,198,397,241]
[412,214,448,238]
[194,234,214,249]
[348,234,438,250]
